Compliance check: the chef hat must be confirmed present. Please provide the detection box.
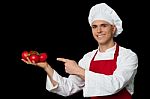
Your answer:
[88,3,123,37]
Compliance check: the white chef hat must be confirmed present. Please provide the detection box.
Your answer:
[88,3,123,37]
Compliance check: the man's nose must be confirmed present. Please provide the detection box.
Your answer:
[97,26,102,33]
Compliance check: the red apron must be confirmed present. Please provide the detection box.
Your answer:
[89,44,132,99]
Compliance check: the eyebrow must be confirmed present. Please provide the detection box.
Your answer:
[92,23,111,26]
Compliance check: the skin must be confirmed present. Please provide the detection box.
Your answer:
[21,20,117,87]
[91,20,116,52]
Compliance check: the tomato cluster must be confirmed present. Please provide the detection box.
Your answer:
[21,50,48,63]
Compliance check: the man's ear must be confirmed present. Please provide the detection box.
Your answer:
[112,25,117,36]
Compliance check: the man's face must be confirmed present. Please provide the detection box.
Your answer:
[91,20,116,45]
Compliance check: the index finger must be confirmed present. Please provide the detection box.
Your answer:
[57,58,69,63]
[26,57,32,64]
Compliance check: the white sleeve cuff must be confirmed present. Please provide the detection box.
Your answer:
[46,70,58,91]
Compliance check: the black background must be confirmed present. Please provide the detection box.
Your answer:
[3,0,149,98]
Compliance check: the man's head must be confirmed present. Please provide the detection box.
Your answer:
[88,3,123,37]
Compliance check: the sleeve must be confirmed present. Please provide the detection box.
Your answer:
[46,69,85,96]
[83,50,138,97]
[46,50,95,96]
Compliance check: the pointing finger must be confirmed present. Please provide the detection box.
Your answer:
[57,58,69,63]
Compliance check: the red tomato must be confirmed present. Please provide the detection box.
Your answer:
[39,53,47,62]
[29,54,39,63]
[22,51,29,60]
[22,50,48,63]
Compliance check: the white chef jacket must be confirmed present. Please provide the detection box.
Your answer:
[46,44,138,97]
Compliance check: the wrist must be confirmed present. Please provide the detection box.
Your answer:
[77,66,85,80]
[44,65,54,75]
[44,64,50,71]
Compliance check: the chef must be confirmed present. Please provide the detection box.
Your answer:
[22,3,138,99]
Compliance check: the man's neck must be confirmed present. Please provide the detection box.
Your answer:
[98,42,115,52]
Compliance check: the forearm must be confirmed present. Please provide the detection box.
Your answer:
[76,66,85,80]
[44,65,57,86]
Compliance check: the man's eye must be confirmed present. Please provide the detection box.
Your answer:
[92,26,97,28]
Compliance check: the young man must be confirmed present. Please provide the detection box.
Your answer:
[22,3,138,99]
